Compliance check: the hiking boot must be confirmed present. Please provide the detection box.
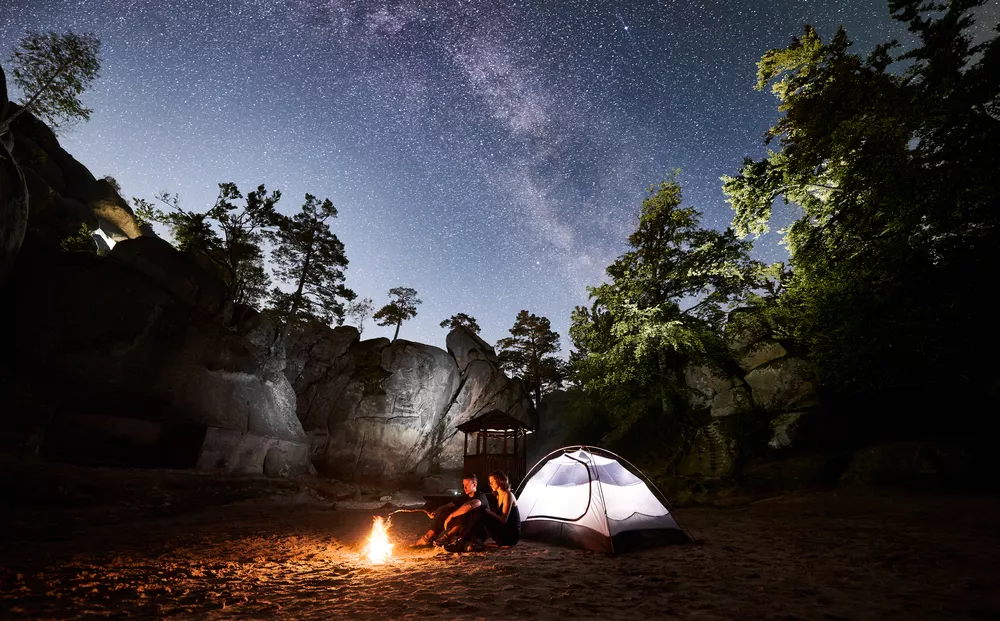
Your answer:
[443,539,465,553]
[464,538,484,552]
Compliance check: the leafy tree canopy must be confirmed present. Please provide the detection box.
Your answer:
[440,312,481,334]
[721,0,1000,395]
[134,182,280,308]
[570,177,760,437]
[3,30,101,133]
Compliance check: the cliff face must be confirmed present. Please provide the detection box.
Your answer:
[0,106,537,485]
[284,324,535,486]
[1,103,148,260]
[0,107,312,477]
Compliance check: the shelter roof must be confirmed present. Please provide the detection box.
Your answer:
[456,409,534,433]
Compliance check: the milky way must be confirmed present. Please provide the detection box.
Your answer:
[2,0,945,352]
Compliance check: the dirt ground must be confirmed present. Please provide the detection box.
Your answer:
[2,462,999,620]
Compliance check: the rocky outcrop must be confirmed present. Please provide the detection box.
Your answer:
[286,325,535,484]
[1,103,146,254]
[0,66,28,285]
[0,242,311,476]
[110,235,229,319]
[446,325,499,372]
[743,357,819,413]
[684,363,752,418]
[676,420,736,478]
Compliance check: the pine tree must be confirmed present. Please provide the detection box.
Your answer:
[497,310,563,407]
[373,287,421,341]
[269,194,355,343]
[133,182,280,308]
[570,177,759,432]
[440,312,481,334]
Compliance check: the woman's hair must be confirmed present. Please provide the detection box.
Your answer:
[488,470,510,491]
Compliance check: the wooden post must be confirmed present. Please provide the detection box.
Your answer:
[464,432,468,457]
[503,430,508,456]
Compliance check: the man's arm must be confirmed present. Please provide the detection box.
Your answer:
[443,497,482,528]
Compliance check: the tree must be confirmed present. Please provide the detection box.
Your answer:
[346,297,375,335]
[440,313,481,334]
[269,194,355,342]
[373,287,421,341]
[497,310,563,407]
[102,175,122,194]
[570,177,760,437]
[721,2,1000,399]
[2,30,101,134]
[207,183,281,308]
[134,182,281,308]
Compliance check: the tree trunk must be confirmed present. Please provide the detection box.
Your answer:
[657,349,675,420]
[392,320,400,341]
[278,245,314,347]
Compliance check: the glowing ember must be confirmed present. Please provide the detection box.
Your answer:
[362,516,393,564]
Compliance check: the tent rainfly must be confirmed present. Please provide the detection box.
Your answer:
[517,446,691,553]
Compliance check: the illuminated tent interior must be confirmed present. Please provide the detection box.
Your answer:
[517,446,691,553]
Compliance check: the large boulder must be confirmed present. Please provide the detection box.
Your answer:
[285,324,536,484]
[737,339,788,373]
[332,339,462,481]
[445,326,499,373]
[676,420,736,478]
[4,104,145,250]
[1,251,311,476]
[0,133,27,284]
[684,363,752,418]
[435,358,535,470]
[109,236,229,319]
[743,357,820,412]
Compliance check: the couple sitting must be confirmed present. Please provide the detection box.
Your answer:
[412,471,520,553]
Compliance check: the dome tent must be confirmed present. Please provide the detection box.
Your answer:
[516,446,691,553]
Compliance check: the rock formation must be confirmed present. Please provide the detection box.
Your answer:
[0,66,29,285]
[285,324,535,484]
[0,103,311,477]
[529,306,821,482]
[1,244,312,476]
[2,103,147,257]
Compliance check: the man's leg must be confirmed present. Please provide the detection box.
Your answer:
[413,503,457,546]
[445,511,486,552]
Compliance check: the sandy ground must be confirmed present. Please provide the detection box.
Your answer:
[2,466,999,620]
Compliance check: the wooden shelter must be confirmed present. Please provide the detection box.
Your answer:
[457,409,533,492]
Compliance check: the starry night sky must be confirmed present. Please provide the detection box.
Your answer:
[1,0,965,353]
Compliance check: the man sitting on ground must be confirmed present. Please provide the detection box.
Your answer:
[412,474,489,552]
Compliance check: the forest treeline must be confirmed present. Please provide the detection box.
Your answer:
[3,1,997,464]
[565,0,999,462]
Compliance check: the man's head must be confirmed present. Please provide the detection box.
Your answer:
[462,474,478,496]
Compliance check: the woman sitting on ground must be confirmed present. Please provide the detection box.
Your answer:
[483,470,520,547]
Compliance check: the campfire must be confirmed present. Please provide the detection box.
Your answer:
[362,516,394,564]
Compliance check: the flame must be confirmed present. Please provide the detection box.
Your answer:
[363,516,393,564]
